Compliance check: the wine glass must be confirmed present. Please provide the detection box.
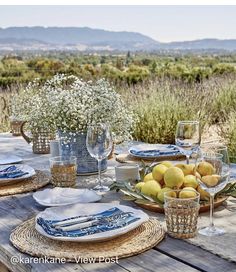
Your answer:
[205,144,230,166]
[86,123,113,192]
[195,151,230,236]
[175,121,201,164]
[202,144,231,183]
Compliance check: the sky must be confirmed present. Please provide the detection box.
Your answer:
[0,5,236,42]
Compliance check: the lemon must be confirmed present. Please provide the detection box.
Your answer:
[141,180,161,197]
[152,164,168,182]
[164,167,184,189]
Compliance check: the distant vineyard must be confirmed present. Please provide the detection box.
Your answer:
[0,53,236,89]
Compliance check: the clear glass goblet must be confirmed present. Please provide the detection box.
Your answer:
[195,152,230,236]
[86,123,113,192]
[175,120,201,164]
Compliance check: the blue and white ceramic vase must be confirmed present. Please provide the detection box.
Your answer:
[58,131,107,175]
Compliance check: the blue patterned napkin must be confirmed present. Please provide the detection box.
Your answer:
[0,165,28,179]
[37,207,140,237]
[230,173,236,180]
[130,144,181,158]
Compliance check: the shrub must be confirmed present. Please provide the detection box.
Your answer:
[209,78,236,124]
[219,112,236,162]
[122,79,211,144]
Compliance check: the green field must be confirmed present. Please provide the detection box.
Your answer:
[0,52,236,87]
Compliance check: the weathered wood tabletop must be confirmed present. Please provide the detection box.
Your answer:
[0,133,236,272]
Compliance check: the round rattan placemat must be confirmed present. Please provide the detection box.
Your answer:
[116,153,185,164]
[10,217,165,262]
[0,170,50,196]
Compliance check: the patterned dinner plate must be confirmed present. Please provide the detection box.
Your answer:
[0,164,35,185]
[35,203,149,242]
[129,144,183,160]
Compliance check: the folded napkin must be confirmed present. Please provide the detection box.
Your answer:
[230,173,236,180]
[130,144,181,157]
[0,165,28,179]
[37,207,140,237]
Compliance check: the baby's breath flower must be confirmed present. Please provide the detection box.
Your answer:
[11,74,134,141]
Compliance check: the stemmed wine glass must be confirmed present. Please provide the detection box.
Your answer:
[195,150,230,236]
[86,123,113,192]
[205,144,230,166]
[175,121,201,164]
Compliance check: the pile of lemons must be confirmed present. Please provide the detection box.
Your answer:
[135,161,212,203]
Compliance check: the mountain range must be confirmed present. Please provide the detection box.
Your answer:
[0,26,236,52]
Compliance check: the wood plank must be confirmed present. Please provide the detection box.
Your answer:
[0,262,10,272]
[80,262,129,272]
[156,236,236,272]
[118,249,199,272]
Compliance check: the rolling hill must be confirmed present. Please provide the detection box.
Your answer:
[0,27,236,52]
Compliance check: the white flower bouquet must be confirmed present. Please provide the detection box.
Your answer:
[11,79,55,133]
[14,74,134,142]
[46,74,134,142]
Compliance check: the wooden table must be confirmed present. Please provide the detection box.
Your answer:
[0,133,236,272]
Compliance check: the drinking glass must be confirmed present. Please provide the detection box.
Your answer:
[195,152,230,236]
[175,121,201,164]
[86,123,113,192]
[50,156,77,187]
[164,190,200,239]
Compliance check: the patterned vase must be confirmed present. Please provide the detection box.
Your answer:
[58,131,107,175]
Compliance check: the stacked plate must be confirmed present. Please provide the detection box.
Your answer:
[35,203,149,242]
[0,164,36,186]
[129,143,183,160]
[33,188,149,242]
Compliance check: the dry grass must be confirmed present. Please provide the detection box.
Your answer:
[0,91,12,132]
[120,77,234,144]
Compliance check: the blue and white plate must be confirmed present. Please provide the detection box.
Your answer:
[129,144,183,160]
[35,203,149,242]
[0,164,35,185]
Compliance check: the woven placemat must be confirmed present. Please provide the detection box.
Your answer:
[10,217,165,262]
[116,153,185,164]
[0,170,50,196]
